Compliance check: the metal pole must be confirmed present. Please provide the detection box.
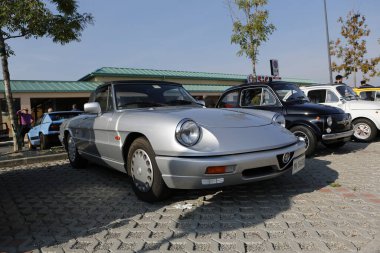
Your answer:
[323,0,333,83]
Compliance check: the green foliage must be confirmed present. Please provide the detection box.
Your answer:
[330,11,380,85]
[230,0,275,76]
[0,0,93,48]
[0,0,93,151]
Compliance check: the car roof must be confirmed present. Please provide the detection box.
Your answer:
[300,83,347,89]
[224,81,300,92]
[105,80,183,87]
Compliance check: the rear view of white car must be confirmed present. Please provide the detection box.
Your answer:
[301,84,380,142]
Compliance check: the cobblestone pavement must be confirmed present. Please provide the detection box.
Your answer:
[0,139,379,252]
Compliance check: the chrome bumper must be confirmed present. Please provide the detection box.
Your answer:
[322,129,354,141]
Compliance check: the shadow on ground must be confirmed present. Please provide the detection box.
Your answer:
[0,157,338,252]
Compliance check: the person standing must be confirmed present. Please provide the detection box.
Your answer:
[335,75,343,84]
[17,108,34,146]
[71,104,80,111]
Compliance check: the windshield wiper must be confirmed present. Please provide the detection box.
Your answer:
[166,100,193,105]
[118,101,164,109]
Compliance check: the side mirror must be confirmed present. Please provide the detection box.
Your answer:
[339,98,346,104]
[84,102,101,115]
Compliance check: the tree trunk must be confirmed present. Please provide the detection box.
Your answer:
[0,31,21,151]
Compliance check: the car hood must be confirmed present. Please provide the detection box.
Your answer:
[116,107,298,156]
[346,100,380,110]
[286,102,344,115]
[126,107,273,128]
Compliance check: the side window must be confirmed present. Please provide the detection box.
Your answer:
[241,88,277,107]
[95,86,113,112]
[241,88,262,106]
[325,90,339,102]
[376,91,380,101]
[217,90,239,108]
[361,91,375,101]
[308,89,327,103]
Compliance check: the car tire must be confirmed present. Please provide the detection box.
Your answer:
[127,137,171,202]
[352,118,377,142]
[27,135,36,150]
[39,133,48,150]
[67,134,87,168]
[290,125,317,157]
[323,141,346,149]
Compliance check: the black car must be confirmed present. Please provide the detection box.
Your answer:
[216,81,354,156]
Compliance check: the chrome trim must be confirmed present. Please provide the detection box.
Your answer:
[322,130,354,140]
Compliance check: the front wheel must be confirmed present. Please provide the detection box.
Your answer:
[39,133,48,150]
[352,118,377,142]
[27,135,36,150]
[127,137,171,202]
[67,134,87,168]
[290,125,317,157]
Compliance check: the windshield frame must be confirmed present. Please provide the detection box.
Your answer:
[113,82,201,110]
[270,82,310,104]
[336,85,359,101]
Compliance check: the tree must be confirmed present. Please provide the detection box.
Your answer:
[0,0,93,151]
[330,11,380,87]
[229,0,275,77]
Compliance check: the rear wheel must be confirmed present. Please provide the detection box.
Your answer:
[290,125,317,157]
[67,134,87,168]
[127,137,171,202]
[39,133,48,150]
[352,118,377,142]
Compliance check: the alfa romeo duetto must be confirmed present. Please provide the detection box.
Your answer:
[59,81,306,202]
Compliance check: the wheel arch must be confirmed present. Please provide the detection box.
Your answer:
[288,121,321,141]
[352,117,378,129]
[122,132,147,175]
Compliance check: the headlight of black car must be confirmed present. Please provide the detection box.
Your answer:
[272,113,286,128]
[175,119,201,147]
[327,116,333,126]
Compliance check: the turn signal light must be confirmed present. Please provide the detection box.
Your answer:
[205,165,235,174]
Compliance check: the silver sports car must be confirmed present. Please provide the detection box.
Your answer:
[59,80,306,202]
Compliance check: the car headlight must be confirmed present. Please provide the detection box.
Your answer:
[327,116,333,126]
[272,113,286,128]
[175,119,201,147]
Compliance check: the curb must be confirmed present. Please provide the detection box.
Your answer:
[0,153,68,168]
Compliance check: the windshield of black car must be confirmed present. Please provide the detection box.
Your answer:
[114,83,199,109]
[49,112,82,121]
[271,83,309,103]
[336,85,358,100]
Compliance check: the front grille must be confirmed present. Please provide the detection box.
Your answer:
[242,166,275,178]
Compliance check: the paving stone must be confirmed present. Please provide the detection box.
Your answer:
[1,140,380,252]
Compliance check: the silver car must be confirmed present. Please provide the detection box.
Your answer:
[59,81,306,202]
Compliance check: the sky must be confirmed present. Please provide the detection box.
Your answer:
[5,0,380,86]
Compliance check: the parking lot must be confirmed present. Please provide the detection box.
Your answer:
[0,139,379,252]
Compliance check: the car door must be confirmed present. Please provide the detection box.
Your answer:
[84,85,115,159]
[240,87,284,114]
[28,115,45,142]
[306,88,343,108]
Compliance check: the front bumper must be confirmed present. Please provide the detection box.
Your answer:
[322,129,353,141]
[155,140,306,189]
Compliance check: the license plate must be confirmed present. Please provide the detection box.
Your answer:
[292,155,305,175]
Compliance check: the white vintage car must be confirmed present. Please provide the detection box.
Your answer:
[60,81,306,202]
[301,84,380,142]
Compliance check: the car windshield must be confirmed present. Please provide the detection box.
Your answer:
[49,112,82,121]
[336,85,359,101]
[114,83,200,109]
[271,82,309,103]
